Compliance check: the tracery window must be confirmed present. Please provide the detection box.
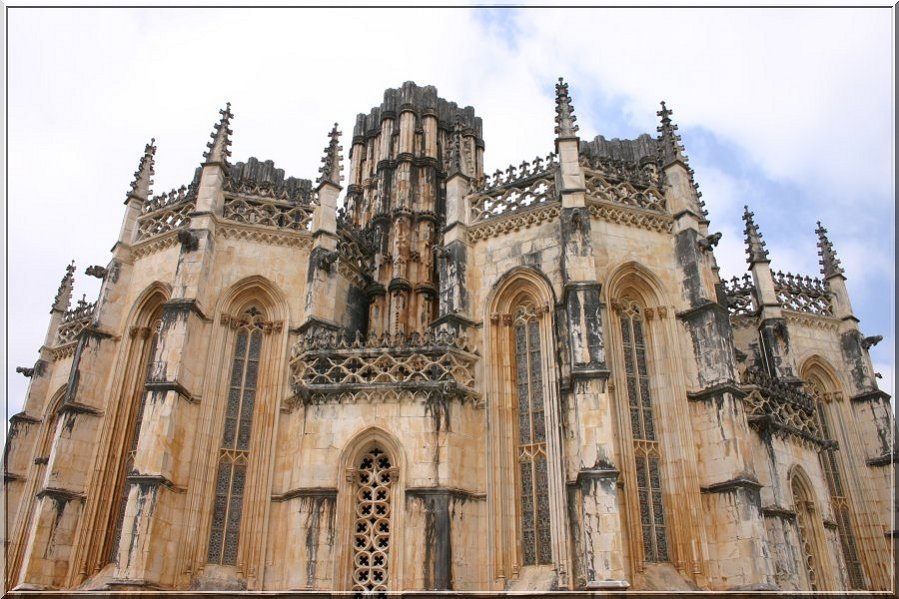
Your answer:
[618,301,668,562]
[513,304,551,566]
[109,315,162,562]
[208,306,264,566]
[792,474,822,591]
[808,378,865,590]
[351,446,394,592]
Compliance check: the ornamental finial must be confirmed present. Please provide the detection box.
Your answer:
[815,221,845,278]
[554,77,579,139]
[743,206,770,264]
[656,100,687,166]
[203,102,233,166]
[128,138,156,200]
[317,122,343,187]
[52,260,76,313]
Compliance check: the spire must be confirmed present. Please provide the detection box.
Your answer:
[656,101,687,166]
[815,221,845,278]
[128,138,156,200]
[203,102,233,166]
[447,115,464,177]
[52,260,76,313]
[554,77,579,139]
[317,123,343,187]
[743,206,769,264]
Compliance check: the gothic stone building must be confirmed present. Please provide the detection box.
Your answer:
[4,80,895,594]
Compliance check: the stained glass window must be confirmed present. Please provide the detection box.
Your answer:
[109,316,161,563]
[352,447,393,592]
[619,302,668,562]
[208,307,264,566]
[514,305,552,566]
[808,379,865,590]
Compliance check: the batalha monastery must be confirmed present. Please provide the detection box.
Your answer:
[4,79,895,595]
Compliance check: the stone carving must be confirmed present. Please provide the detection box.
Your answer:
[772,271,833,317]
[203,102,233,165]
[222,196,314,232]
[742,206,769,264]
[469,174,556,223]
[583,171,666,213]
[15,366,34,377]
[815,221,844,278]
[742,368,825,445]
[554,77,579,138]
[85,265,108,279]
[56,295,96,345]
[723,274,756,316]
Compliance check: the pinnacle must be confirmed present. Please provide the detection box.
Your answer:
[317,122,343,187]
[742,205,770,264]
[203,102,234,166]
[52,260,76,313]
[448,115,464,177]
[554,77,579,139]
[656,100,687,166]
[815,221,845,278]
[128,138,156,200]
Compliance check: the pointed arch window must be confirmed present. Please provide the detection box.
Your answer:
[109,314,162,562]
[791,474,823,591]
[807,378,865,590]
[208,306,265,566]
[618,300,668,563]
[513,303,552,566]
[350,446,396,592]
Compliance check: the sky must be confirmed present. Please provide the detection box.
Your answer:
[4,6,895,438]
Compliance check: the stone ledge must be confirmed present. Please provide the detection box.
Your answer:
[686,381,745,402]
[700,476,761,494]
[36,486,85,502]
[761,504,796,520]
[144,380,199,404]
[125,473,186,493]
[851,389,891,403]
[58,401,103,417]
[866,451,897,467]
[405,486,486,501]
[271,487,337,502]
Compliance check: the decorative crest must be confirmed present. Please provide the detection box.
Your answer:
[52,260,76,313]
[128,138,156,200]
[815,221,844,278]
[447,115,464,177]
[317,123,344,187]
[656,101,687,166]
[554,77,579,139]
[742,206,769,264]
[203,102,233,166]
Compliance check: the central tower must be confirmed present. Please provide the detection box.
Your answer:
[343,82,484,336]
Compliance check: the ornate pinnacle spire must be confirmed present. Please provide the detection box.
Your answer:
[52,260,76,313]
[554,77,579,139]
[128,138,156,200]
[656,101,687,166]
[317,123,343,187]
[447,115,464,177]
[743,206,770,264]
[203,102,233,166]
[815,221,844,278]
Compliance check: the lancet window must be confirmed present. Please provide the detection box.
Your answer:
[807,378,865,590]
[109,314,162,562]
[207,306,265,566]
[513,303,552,566]
[618,300,668,563]
[791,474,823,591]
[351,446,395,592]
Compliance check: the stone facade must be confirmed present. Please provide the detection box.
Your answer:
[4,80,894,594]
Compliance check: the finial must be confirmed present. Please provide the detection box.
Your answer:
[203,102,233,166]
[317,122,344,187]
[742,206,769,264]
[52,260,76,313]
[447,115,464,177]
[656,100,687,166]
[815,221,845,278]
[128,138,156,201]
[554,77,579,139]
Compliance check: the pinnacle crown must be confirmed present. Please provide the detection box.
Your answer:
[815,221,845,278]
[317,122,343,187]
[52,260,76,313]
[554,77,579,139]
[203,102,234,166]
[656,100,687,166]
[742,205,770,264]
[128,138,156,200]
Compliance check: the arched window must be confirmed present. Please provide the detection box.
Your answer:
[791,472,824,591]
[350,445,396,592]
[207,306,265,566]
[513,303,551,566]
[108,313,162,562]
[806,376,865,590]
[617,300,668,563]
